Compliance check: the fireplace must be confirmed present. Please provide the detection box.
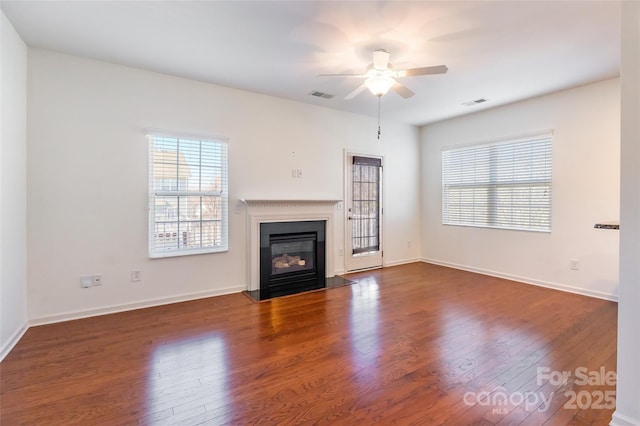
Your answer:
[241,199,340,299]
[260,220,326,299]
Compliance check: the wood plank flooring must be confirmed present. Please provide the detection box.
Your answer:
[0,262,617,425]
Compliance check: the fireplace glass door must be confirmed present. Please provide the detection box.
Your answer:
[271,235,315,276]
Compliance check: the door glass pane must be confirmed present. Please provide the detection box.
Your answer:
[352,160,380,255]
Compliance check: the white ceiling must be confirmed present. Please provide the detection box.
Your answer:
[1,1,620,126]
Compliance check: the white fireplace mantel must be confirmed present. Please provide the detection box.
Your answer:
[241,199,341,292]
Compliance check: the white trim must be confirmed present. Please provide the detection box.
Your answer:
[339,258,422,274]
[149,245,229,259]
[241,200,340,209]
[342,265,383,274]
[29,285,244,327]
[383,258,422,268]
[610,412,640,426]
[421,258,618,302]
[0,321,29,362]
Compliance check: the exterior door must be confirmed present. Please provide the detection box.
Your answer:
[345,154,383,272]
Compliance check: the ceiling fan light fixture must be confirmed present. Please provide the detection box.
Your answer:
[365,76,395,97]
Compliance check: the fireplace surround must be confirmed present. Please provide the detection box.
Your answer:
[242,199,341,300]
[260,220,326,299]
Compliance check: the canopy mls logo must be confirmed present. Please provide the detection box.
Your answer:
[463,387,554,413]
[463,366,617,414]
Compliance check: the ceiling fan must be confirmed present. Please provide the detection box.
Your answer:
[320,49,448,100]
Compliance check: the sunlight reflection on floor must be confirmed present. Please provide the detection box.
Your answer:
[147,333,230,423]
[350,277,381,370]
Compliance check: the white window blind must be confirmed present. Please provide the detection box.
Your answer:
[148,132,228,257]
[442,133,552,232]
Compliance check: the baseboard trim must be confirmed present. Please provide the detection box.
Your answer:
[0,320,29,363]
[340,258,421,275]
[29,285,246,327]
[343,265,383,274]
[610,412,640,426]
[383,258,422,268]
[421,258,618,302]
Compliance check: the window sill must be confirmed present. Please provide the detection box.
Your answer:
[149,246,229,259]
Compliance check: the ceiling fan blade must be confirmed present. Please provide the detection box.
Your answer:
[398,65,448,77]
[373,49,390,70]
[344,84,367,100]
[318,73,366,77]
[391,82,415,99]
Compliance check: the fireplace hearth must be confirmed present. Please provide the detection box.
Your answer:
[259,220,326,300]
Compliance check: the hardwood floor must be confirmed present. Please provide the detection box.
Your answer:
[0,262,617,425]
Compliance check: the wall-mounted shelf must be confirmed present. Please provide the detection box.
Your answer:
[594,222,619,230]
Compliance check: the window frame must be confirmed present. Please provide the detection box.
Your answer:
[147,130,229,258]
[441,132,552,233]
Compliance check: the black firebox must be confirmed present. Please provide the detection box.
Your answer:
[259,220,326,300]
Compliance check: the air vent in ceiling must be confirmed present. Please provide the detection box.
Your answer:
[309,91,334,99]
[462,98,488,106]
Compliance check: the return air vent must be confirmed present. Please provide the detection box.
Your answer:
[462,98,488,106]
[309,91,335,99]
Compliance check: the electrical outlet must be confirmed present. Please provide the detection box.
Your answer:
[338,248,344,256]
[80,276,92,288]
[92,274,102,286]
[131,270,141,282]
[570,260,580,270]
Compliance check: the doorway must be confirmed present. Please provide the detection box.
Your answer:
[345,153,383,272]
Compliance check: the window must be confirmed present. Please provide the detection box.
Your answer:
[442,132,552,232]
[148,132,228,257]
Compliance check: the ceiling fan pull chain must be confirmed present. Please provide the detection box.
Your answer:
[377,95,381,141]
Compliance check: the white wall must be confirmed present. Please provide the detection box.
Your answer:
[421,78,620,300]
[26,49,421,323]
[0,12,28,359]
[612,1,640,424]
